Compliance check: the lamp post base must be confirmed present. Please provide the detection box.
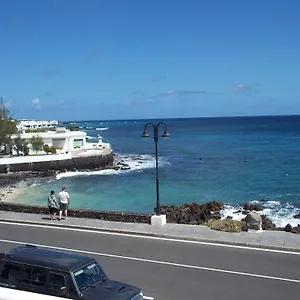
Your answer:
[151,214,167,226]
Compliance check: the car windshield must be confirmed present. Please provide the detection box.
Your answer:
[73,262,107,292]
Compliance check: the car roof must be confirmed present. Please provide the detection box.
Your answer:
[6,245,94,272]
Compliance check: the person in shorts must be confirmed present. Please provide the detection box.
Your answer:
[48,190,58,220]
[58,187,70,221]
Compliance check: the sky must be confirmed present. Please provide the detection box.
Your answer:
[1,0,300,121]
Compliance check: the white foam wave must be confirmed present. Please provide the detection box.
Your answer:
[81,126,94,130]
[221,205,245,221]
[56,169,118,180]
[56,153,170,180]
[96,127,109,131]
[221,201,300,227]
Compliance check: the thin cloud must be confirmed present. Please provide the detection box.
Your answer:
[230,83,256,95]
[123,89,208,106]
[123,100,135,106]
[44,92,53,96]
[160,90,208,97]
[123,97,157,106]
[32,97,41,109]
[152,75,167,83]
[43,69,59,77]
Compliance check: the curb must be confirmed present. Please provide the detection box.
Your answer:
[1,218,300,253]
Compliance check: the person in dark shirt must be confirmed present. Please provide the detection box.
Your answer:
[48,190,59,220]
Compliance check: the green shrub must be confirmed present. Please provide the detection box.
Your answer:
[43,144,50,154]
[25,128,46,133]
[206,219,246,233]
[23,145,29,156]
[49,146,57,154]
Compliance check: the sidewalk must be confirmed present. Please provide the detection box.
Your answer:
[0,211,300,252]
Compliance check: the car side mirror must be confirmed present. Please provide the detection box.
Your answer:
[59,286,67,296]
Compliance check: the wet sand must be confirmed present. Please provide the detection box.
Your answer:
[0,172,56,203]
[0,184,27,202]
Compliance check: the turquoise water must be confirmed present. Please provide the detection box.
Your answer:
[19,116,300,227]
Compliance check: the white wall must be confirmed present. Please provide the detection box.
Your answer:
[0,287,68,300]
[0,153,72,165]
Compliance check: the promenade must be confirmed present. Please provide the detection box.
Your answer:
[0,211,299,251]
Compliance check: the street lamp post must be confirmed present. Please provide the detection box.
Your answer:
[142,122,170,222]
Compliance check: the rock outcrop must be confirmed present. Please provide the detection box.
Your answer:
[160,201,224,225]
[245,211,262,230]
[243,203,262,211]
[261,215,277,230]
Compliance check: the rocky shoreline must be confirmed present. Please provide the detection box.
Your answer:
[160,201,300,234]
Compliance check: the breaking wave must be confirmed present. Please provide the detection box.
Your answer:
[56,153,170,180]
[221,200,300,227]
[96,127,109,131]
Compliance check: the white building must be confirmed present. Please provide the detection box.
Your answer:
[13,127,111,155]
[17,119,59,131]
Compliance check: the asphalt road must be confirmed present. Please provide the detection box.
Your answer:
[0,222,299,300]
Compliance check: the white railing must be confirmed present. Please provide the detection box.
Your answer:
[84,142,111,150]
[0,153,72,165]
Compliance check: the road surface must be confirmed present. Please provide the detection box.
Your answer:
[0,221,299,300]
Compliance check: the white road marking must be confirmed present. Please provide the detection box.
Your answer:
[0,220,299,255]
[0,238,299,284]
[143,297,154,300]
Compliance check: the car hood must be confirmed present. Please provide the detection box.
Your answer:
[81,279,141,300]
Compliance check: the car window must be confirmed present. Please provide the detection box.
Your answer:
[0,262,22,284]
[47,272,67,295]
[73,262,107,292]
[23,266,47,287]
[48,272,66,289]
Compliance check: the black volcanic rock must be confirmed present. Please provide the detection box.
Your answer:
[284,224,292,232]
[261,215,277,231]
[243,203,262,211]
[160,201,224,225]
[292,225,300,234]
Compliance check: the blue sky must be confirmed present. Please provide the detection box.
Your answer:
[1,0,300,120]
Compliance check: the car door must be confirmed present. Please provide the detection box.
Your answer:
[47,271,69,298]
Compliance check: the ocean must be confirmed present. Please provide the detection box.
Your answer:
[19,115,300,227]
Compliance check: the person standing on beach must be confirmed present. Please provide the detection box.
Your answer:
[48,190,58,220]
[58,187,70,221]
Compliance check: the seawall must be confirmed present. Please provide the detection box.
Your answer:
[0,202,151,224]
[0,152,114,173]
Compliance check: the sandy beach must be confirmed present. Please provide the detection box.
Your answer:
[0,184,27,203]
[0,172,55,204]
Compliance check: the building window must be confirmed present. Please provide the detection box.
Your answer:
[73,139,83,148]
